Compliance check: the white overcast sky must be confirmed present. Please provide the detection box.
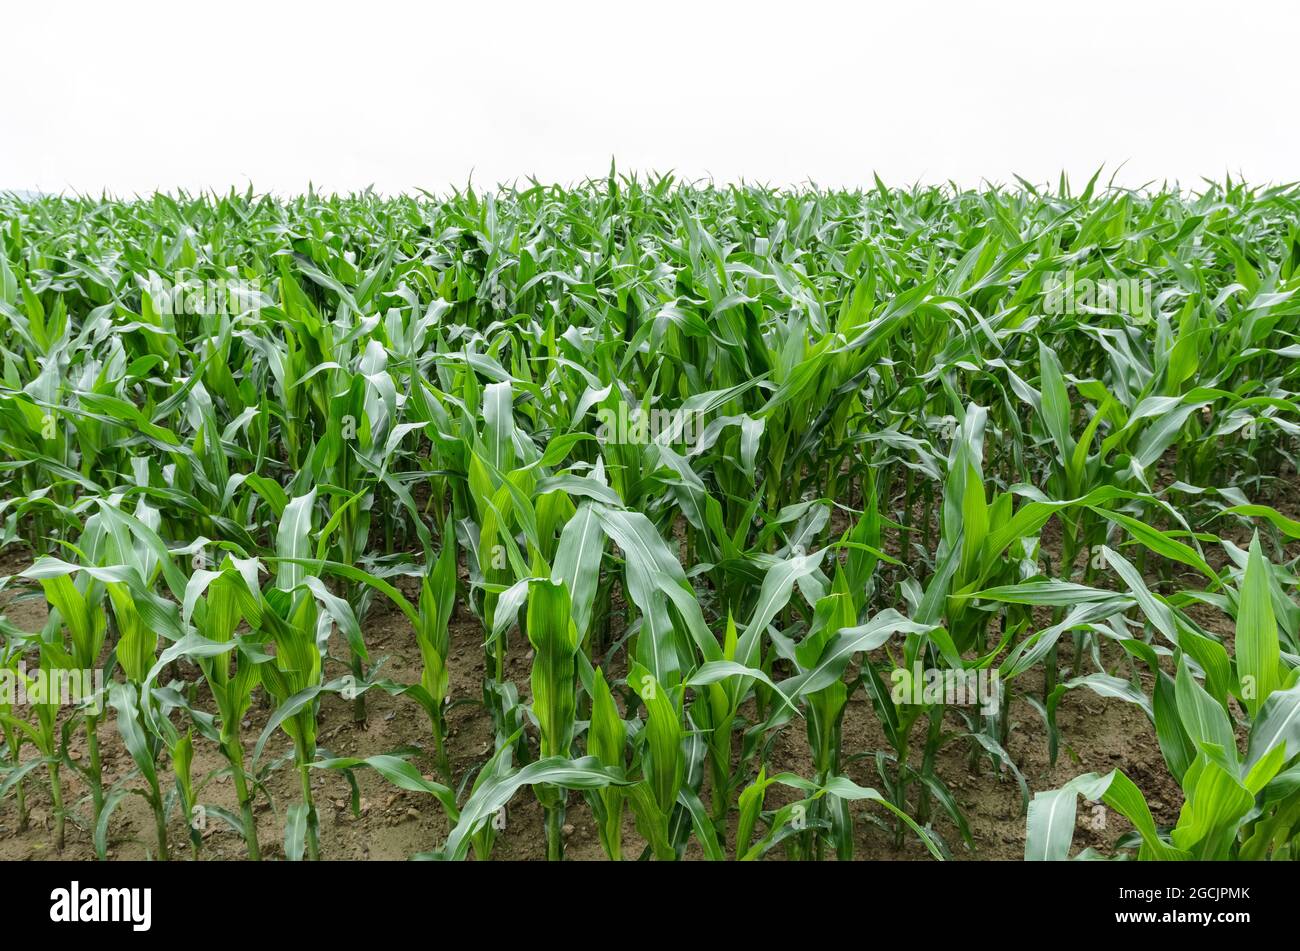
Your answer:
[4,0,1296,196]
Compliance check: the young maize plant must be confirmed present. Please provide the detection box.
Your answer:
[1025,535,1300,859]
[255,583,326,861]
[584,667,626,860]
[412,533,457,782]
[0,591,27,831]
[0,175,1299,862]
[186,557,265,859]
[525,578,580,860]
[30,557,108,834]
[253,491,341,861]
[23,637,75,851]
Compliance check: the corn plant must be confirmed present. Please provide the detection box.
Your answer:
[1025,534,1300,859]
[184,557,265,858]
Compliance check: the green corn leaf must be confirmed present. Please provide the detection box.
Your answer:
[1237,534,1282,717]
[526,579,579,758]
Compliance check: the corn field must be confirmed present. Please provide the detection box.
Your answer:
[1,174,1299,862]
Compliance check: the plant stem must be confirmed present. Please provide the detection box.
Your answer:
[893,737,910,849]
[85,714,104,825]
[152,791,170,860]
[351,669,367,724]
[601,793,623,861]
[544,797,565,861]
[431,707,453,783]
[15,781,28,832]
[227,742,261,861]
[298,761,320,861]
[49,764,65,852]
